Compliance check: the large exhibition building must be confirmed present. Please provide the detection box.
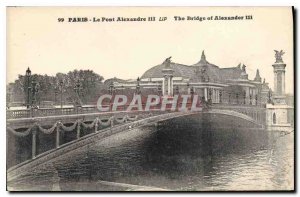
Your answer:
[104,51,271,106]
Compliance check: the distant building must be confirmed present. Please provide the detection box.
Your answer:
[105,51,270,106]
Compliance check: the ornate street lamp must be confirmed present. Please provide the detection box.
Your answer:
[109,81,114,95]
[136,77,141,95]
[219,90,222,103]
[157,84,162,96]
[74,79,81,97]
[54,87,59,104]
[175,86,179,95]
[255,94,258,106]
[59,79,64,113]
[190,87,195,95]
[31,79,39,107]
[25,67,32,108]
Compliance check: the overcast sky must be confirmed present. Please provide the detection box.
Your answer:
[7,7,294,93]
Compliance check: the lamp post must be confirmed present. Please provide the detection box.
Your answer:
[109,81,114,95]
[136,77,141,95]
[31,79,39,107]
[74,79,81,97]
[74,79,82,114]
[59,79,64,114]
[255,94,258,106]
[26,78,39,117]
[54,87,59,105]
[25,67,32,108]
[157,84,162,96]
[175,86,179,95]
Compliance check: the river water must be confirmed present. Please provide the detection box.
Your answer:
[7,117,294,191]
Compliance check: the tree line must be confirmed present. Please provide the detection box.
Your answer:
[7,69,107,106]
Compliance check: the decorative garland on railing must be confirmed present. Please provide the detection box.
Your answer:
[81,118,99,129]
[127,115,138,121]
[59,121,78,132]
[7,113,145,137]
[7,126,33,137]
[98,117,114,127]
[37,122,58,134]
[115,116,127,123]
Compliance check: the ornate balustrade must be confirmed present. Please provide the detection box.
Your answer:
[7,112,154,167]
[211,104,266,125]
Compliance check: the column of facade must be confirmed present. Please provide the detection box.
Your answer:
[204,88,208,101]
[168,77,170,96]
[274,71,277,95]
[282,71,285,95]
[170,77,173,96]
[216,89,219,103]
[32,129,37,159]
[213,89,216,103]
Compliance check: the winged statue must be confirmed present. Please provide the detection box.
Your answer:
[274,50,285,63]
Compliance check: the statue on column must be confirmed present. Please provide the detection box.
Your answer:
[242,64,246,72]
[274,50,285,63]
[163,56,172,68]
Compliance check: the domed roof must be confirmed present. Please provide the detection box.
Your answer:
[141,51,245,83]
[141,62,195,79]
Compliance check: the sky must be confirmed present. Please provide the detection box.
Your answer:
[7,7,294,93]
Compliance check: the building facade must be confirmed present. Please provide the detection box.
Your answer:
[105,51,270,106]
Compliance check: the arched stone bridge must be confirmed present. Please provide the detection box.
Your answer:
[7,104,266,181]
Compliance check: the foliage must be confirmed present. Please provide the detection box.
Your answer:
[7,69,105,105]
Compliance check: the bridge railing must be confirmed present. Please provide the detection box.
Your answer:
[7,111,163,168]
[211,104,266,125]
[6,101,198,119]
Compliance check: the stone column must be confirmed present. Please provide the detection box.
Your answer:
[32,129,37,159]
[56,126,60,148]
[204,88,208,101]
[77,121,81,139]
[168,77,171,96]
[170,77,173,96]
[282,71,285,95]
[274,71,277,95]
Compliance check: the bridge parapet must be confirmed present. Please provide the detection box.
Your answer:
[7,110,166,168]
[7,111,195,179]
[211,104,266,125]
[7,105,98,119]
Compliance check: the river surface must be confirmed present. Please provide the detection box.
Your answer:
[7,120,294,191]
